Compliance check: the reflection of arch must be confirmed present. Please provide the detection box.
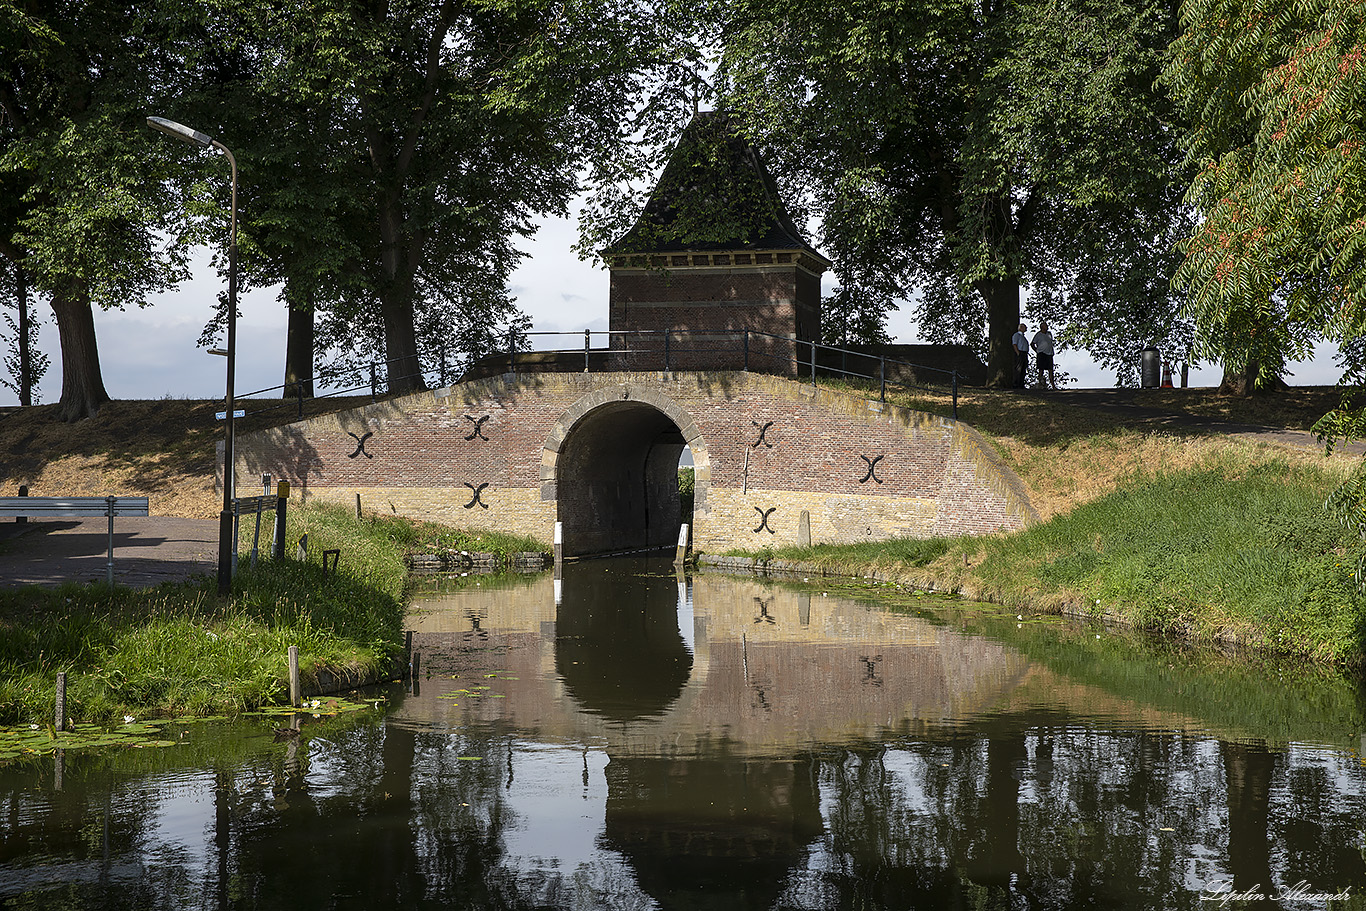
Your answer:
[542,386,711,558]
[555,559,693,721]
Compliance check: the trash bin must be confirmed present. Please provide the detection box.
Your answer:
[1140,346,1161,388]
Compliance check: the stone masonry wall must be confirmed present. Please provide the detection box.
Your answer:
[233,371,1037,553]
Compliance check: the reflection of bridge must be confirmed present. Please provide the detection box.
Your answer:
[398,564,1032,757]
[235,371,1036,558]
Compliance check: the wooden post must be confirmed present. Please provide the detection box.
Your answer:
[16,484,27,525]
[273,481,289,560]
[54,671,66,731]
[797,510,811,548]
[553,521,563,575]
[355,493,361,520]
[288,646,300,707]
[404,631,413,680]
[675,524,689,565]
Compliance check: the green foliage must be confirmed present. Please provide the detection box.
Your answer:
[709,0,1194,382]
[678,466,695,519]
[1323,458,1366,591]
[1,0,203,417]
[1164,0,1366,388]
[0,261,49,404]
[174,0,695,393]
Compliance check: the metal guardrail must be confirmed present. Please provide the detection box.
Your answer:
[0,496,150,518]
[0,495,150,585]
[224,327,964,422]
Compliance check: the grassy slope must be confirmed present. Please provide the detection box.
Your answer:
[738,383,1366,666]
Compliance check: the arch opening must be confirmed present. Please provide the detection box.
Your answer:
[556,401,688,558]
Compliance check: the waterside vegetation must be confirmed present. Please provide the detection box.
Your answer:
[0,502,547,727]
[717,384,1366,670]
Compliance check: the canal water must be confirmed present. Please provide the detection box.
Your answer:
[3,557,1366,909]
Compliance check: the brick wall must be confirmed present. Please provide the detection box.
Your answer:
[233,372,1037,554]
[609,256,824,361]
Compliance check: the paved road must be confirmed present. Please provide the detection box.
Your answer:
[0,517,218,591]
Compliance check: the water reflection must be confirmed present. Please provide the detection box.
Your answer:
[2,558,1365,910]
[554,560,693,720]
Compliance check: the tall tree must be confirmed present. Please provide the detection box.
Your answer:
[0,0,196,420]
[0,260,49,405]
[1163,0,1366,395]
[171,7,372,399]
[708,0,1193,385]
[199,0,688,396]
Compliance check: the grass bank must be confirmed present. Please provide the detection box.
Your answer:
[715,387,1366,668]
[0,502,548,726]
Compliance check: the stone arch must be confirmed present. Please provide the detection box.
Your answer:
[542,385,711,558]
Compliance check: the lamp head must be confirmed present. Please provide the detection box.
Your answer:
[147,116,214,149]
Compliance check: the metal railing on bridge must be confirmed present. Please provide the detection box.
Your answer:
[224,328,966,422]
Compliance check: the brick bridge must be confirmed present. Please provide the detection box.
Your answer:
[234,371,1037,558]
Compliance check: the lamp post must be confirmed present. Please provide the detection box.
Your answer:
[147,116,239,596]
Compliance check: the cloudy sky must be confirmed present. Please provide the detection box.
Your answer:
[0,211,1341,407]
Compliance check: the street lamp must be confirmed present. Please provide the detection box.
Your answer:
[147,116,239,596]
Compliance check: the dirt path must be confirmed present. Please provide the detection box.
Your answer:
[1034,388,1366,455]
[0,517,219,591]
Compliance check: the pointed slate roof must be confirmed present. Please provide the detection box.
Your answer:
[610,111,828,262]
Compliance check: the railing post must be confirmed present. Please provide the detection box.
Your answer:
[663,329,670,373]
[811,339,817,389]
[508,326,516,377]
[439,344,448,388]
[584,329,591,372]
[105,495,116,586]
[295,380,303,420]
[743,330,749,371]
[952,370,959,420]
[273,481,289,560]
[369,363,377,401]
[880,357,887,402]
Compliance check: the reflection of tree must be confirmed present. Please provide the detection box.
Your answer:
[1279,744,1366,891]
[601,754,823,911]
[808,725,1323,909]
[1223,739,1280,907]
[220,718,540,909]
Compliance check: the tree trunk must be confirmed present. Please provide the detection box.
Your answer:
[50,283,110,422]
[1222,741,1279,903]
[17,263,32,407]
[284,283,315,398]
[380,280,425,396]
[978,276,1022,388]
[377,196,426,396]
[1218,356,1289,396]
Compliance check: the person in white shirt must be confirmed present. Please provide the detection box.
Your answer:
[1012,323,1029,388]
[1031,322,1057,390]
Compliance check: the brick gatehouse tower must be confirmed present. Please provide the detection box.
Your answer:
[606,111,831,373]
